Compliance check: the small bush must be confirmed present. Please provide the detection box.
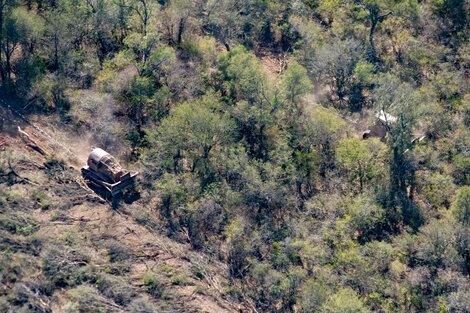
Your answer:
[0,214,39,235]
[95,274,137,306]
[107,242,131,263]
[42,246,91,288]
[127,296,159,313]
[33,192,51,210]
[320,287,369,313]
[143,272,165,298]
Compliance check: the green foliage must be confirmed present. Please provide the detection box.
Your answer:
[281,59,313,115]
[0,214,38,235]
[170,274,191,286]
[143,272,164,297]
[125,76,155,126]
[453,186,470,225]
[1,0,469,312]
[27,74,69,111]
[337,138,387,192]
[347,196,386,243]
[453,156,470,185]
[151,95,235,180]
[414,219,463,270]
[308,39,364,109]
[147,46,176,77]
[420,173,455,210]
[320,287,369,313]
[218,45,267,104]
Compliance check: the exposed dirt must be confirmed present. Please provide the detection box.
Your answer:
[0,104,247,312]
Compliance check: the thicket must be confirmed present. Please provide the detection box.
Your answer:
[1,0,469,312]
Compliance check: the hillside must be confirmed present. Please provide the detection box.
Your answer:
[0,102,247,312]
[1,0,470,312]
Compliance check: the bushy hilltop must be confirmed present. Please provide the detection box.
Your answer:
[1,0,470,312]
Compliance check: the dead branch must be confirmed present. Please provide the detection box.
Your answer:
[18,126,48,156]
[75,178,108,204]
[5,157,39,185]
[19,284,51,312]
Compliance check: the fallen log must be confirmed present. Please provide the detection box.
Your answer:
[17,126,47,156]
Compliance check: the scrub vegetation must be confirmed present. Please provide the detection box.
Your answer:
[0,0,469,312]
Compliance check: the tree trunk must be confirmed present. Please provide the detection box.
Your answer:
[368,10,392,63]
[358,162,364,193]
[177,17,186,46]
[0,2,5,84]
[5,39,13,81]
[141,0,148,36]
[369,18,378,63]
[53,35,59,70]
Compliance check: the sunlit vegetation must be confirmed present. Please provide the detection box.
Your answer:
[0,0,469,311]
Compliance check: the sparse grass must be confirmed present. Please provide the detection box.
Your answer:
[170,274,192,286]
[160,263,174,275]
[50,211,67,222]
[0,214,39,235]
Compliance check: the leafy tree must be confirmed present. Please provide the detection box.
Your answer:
[218,45,268,104]
[0,0,16,87]
[251,263,307,312]
[347,196,386,243]
[202,0,269,51]
[308,39,364,109]
[124,31,160,76]
[414,219,463,270]
[2,7,45,95]
[430,0,469,46]
[146,45,176,79]
[297,107,346,177]
[453,156,470,186]
[281,59,313,118]
[337,137,387,193]
[373,74,423,227]
[352,0,394,62]
[453,186,470,225]
[225,217,258,278]
[151,94,235,183]
[125,75,155,130]
[160,0,197,46]
[320,287,369,313]
[298,278,330,312]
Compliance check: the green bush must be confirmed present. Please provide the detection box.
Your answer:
[453,186,470,225]
[95,274,137,306]
[453,156,470,185]
[320,287,369,313]
[0,214,39,235]
[170,274,191,286]
[143,272,165,298]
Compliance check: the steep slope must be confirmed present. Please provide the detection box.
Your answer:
[0,103,246,312]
